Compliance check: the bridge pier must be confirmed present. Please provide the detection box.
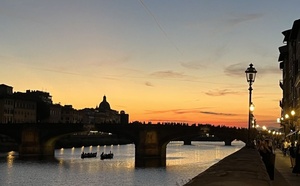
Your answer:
[183,140,192,145]
[135,130,167,167]
[224,139,232,146]
[18,127,55,158]
[42,144,55,156]
[19,128,42,157]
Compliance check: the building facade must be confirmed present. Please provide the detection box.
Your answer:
[0,84,129,124]
[278,19,300,136]
[0,84,37,123]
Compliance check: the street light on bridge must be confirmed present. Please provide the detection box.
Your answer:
[245,63,257,147]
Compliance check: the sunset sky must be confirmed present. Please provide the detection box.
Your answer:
[1,1,299,128]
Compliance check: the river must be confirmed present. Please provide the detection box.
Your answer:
[0,141,244,186]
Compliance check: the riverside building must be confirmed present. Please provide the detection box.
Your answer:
[278,19,300,137]
[0,84,129,124]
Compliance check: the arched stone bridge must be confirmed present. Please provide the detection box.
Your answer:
[181,125,248,146]
[0,123,248,167]
[0,123,84,158]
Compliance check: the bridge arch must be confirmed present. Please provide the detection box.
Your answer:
[0,123,85,158]
[95,123,205,167]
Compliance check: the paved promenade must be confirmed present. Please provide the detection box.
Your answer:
[185,147,271,186]
[184,147,300,186]
[272,149,299,186]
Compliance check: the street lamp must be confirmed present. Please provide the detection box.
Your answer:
[291,110,296,131]
[277,117,286,137]
[245,63,257,147]
[291,110,295,117]
[290,110,298,141]
[285,113,289,119]
[285,113,291,135]
[262,126,267,131]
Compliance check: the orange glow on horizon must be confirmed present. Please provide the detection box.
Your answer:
[1,1,289,130]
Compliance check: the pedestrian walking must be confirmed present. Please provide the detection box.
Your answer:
[258,139,274,180]
[289,142,296,168]
[283,139,290,156]
[292,143,300,175]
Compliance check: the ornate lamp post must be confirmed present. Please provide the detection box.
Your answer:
[245,63,257,147]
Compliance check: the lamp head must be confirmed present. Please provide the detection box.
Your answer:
[285,114,289,119]
[245,63,257,83]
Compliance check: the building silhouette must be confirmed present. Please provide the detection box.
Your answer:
[0,84,37,123]
[0,84,129,124]
[278,19,300,136]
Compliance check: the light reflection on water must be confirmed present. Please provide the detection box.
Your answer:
[0,141,244,186]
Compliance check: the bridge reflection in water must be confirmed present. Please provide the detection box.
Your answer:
[0,123,248,167]
[1,142,245,186]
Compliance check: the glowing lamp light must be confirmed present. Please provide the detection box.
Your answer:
[250,103,255,112]
[285,114,289,119]
[277,118,280,123]
[291,110,296,116]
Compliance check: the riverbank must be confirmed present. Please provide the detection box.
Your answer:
[184,147,300,186]
[184,147,271,186]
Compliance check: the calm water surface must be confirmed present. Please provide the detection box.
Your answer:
[0,141,244,186]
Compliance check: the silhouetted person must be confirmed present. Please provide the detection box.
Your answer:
[289,142,296,168]
[258,139,274,180]
[292,143,300,175]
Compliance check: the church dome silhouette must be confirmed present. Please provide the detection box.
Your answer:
[99,95,111,111]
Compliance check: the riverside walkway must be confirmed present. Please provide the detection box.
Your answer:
[184,147,299,186]
[272,149,299,186]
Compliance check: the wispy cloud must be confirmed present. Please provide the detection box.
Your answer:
[145,108,239,117]
[226,13,263,26]
[180,61,206,70]
[145,81,154,87]
[150,70,186,78]
[91,55,131,67]
[205,89,242,96]
[32,67,121,81]
[258,65,281,75]
[146,118,194,123]
[224,63,246,77]
[224,63,281,77]
[200,111,238,116]
[145,108,204,115]
[32,67,83,76]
